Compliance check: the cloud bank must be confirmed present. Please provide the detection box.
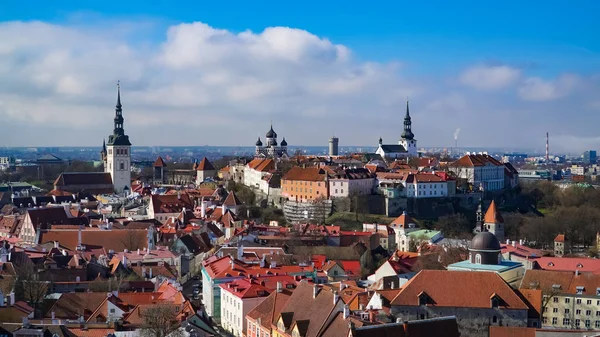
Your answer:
[0,19,598,152]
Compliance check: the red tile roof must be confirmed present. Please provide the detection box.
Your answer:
[196,157,215,171]
[531,257,600,273]
[488,326,535,337]
[39,229,149,252]
[150,193,194,214]
[521,269,600,296]
[153,156,167,167]
[450,154,503,168]
[389,212,414,228]
[247,158,276,172]
[391,270,528,309]
[223,191,242,207]
[554,234,565,243]
[67,328,116,337]
[247,287,293,330]
[283,166,327,182]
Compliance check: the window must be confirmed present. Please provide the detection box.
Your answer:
[563,318,570,326]
[553,297,559,303]
[542,317,547,324]
[552,317,557,325]
[492,316,497,323]
[565,309,570,314]
[475,254,482,264]
[553,308,558,313]
[596,321,600,328]
[585,320,591,328]
[587,300,592,305]
[597,311,600,316]
[586,310,592,316]
[575,319,580,327]
[565,298,571,304]
[110,309,115,313]
[576,298,582,304]
[576,309,581,315]
[120,162,124,170]
[341,189,344,194]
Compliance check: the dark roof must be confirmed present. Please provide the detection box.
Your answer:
[196,157,215,171]
[403,316,460,337]
[54,172,113,187]
[37,154,64,162]
[256,137,263,146]
[153,157,167,167]
[281,138,288,146]
[107,134,131,146]
[379,145,406,153]
[266,125,277,138]
[471,232,501,251]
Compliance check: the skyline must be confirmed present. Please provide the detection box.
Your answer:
[0,1,599,152]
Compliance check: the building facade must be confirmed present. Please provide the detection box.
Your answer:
[281,167,329,202]
[329,168,375,198]
[449,153,505,192]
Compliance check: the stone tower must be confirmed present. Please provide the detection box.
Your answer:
[105,81,132,194]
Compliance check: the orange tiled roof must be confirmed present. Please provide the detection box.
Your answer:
[450,154,503,168]
[554,234,565,243]
[153,156,167,167]
[247,158,276,172]
[196,157,215,171]
[67,329,116,337]
[391,270,528,309]
[283,166,327,182]
[484,200,504,223]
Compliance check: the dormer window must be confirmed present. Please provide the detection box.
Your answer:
[577,263,583,268]
[418,292,430,306]
[596,288,600,296]
[552,284,561,290]
[491,296,500,308]
[576,286,585,295]
[548,262,554,267]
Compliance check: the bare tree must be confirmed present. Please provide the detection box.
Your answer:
[140,304,184,337]
[14,263,48,318]
[121,230,144,251]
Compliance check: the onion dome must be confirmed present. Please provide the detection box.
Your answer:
[266,124,277,138]
[256,137,263,146]
[281,138,287,146]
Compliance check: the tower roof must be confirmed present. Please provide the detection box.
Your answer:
[256,137,263,146]
[196,157,215,171]
[223,190,242,207]
[153,156,167,168]
[401,100,414,140]
[107,81,131,146]
[484,200,504,224]
[470,231,501,251]
[280,137,287,146]
[266,124,277,138]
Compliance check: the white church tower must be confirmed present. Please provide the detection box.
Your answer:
[104,81,132,193]
[398,100,417,157]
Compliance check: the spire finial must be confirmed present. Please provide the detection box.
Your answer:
[116,80,122,108]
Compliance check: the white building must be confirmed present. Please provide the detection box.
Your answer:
[375,100,418,159]
[243,158,276,194]
[329,168,375,198]
[101,82,132,194]
[403,173,451,198]
[448,153,505,192]
[220,279,271,337]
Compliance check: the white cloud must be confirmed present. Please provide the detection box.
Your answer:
[459,65,521,91]
[518,74,581,101]
[0,19,597,150]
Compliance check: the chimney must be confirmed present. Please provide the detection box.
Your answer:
[519,239,523,245]
[77,225,83,250]
[340,282,344,291]
[575,269,579,276]
[201,200,207,218]
[512,241,516,247]
[54,241,59,249]
[122,255,127,266]
[333,291,339,304]
[369,309,376,323]
[149,267,153,279]
[343,305,350,320]
[51,311,55,320]
[313,285,319,299]
[9,292,14,306]
[230,259,235,269]
[506,239,510,244]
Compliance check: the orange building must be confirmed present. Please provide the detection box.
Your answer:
[281,167,329,202]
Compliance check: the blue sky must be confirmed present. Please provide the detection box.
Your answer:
[0,1,599,151]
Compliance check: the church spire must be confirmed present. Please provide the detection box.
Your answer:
[401,99,414,140]
[116,80,122,109]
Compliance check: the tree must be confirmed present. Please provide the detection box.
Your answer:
[434,213,472,237]
[14,263,48,318]
[140,304,184,337]
[121,230,144,251]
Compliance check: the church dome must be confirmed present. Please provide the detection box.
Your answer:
[266,125,277,138]
[281,138,287,146]
[470,231,501,251]
[255,137,263,146]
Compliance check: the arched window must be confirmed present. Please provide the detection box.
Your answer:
[120,162,125,170]
[475,254,482,264]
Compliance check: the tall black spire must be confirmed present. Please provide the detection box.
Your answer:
[401,99,414,140]
[107,81,131,146]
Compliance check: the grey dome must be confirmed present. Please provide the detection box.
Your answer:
[470,232,501,251]
[266,125,277,138]
[281,138,287,146]
[255,137,263,146]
